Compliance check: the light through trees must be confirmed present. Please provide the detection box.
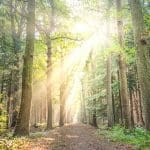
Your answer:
[0,0,150,141]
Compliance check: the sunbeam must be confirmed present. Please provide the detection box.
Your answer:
[32,28,102,125]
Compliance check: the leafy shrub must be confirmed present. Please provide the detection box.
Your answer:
[98,125,150,150]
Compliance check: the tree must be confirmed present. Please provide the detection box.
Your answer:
[91,54,98,127]
[106,55,114,126]
[10,0,25,128]
[14,0,35,136]
[81,79,87,123]
[46,0,55,130]
[129,0,150,130]
[106,0,115,127]
[116,0,131,128]
[59,51,65,126]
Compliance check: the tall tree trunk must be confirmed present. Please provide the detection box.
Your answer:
[116,0,131,128]
[112,90,116,123]
[129,0,150,130]
[105,0,115,127]
[0,73,4,103]
[0,20,6,117]
[106,55,114,126]
[10,0,25,128]
[59,53,65,126]
[129,90,134,127]
[117,70,123,124]
[133,92,140,124]
[81,80,87,123]
[92,99,97,127]
[59,84,65,126]
[0,21,6,104]
[118,52,131,128]
[80,91,83,123]
[137,86,145,126]
[91,55,97,127]
[46,0,55,130]
[14,0,35,136]
[6,72,13,129]
[46,37,52,129]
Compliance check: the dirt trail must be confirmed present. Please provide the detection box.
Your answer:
[26,123,135,150]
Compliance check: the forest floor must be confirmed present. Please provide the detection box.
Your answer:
[0,123,136,150]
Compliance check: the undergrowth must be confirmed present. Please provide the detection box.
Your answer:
[0,137,29,150]
[0,127,48,150]
[98,125,150,150]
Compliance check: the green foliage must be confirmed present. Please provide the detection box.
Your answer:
[98,125,150,150]
[53,0,70,17]
[143,8,150,31]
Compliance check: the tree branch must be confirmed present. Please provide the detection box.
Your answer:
[51,36,83,41]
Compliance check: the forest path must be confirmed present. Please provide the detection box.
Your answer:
[24,123,136,150]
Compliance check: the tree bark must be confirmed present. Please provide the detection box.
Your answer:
[81,80,87,123]
[6,71,13,129]
[46,0,55,130]
[129,0,150,130]
[116,0,131,128]
[59,53,65,126]
[117,70,123,124]
[92,99,97,127]
[0,73,4,103]
[14,0,35,136]
[10,0,25,128]
[129,90,134,127]
[106,55,114,126]
[137,86,145,126]
[133,91,140,124]
[46,37,52,129]
[59,84,65,126]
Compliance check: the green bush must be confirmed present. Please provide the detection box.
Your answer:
[98,125,150,150]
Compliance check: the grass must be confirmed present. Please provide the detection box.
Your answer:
[97,125,150,150]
